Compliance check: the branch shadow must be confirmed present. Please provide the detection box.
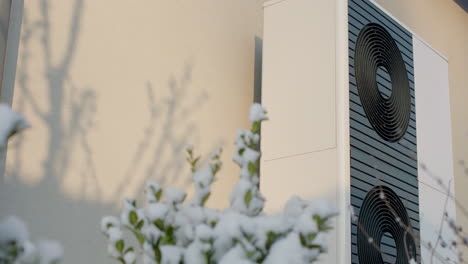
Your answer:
[112,64,209,200]
[1,1,208,263]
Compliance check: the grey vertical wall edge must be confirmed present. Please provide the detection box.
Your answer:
[348,0,420,263]
[254,36,263,104]
[1,0,23,105]
[0,0,24,180]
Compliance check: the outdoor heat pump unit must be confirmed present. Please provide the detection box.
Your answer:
[260,0,457,263]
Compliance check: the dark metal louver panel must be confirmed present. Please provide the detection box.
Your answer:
[348,0,420,263]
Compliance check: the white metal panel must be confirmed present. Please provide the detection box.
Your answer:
[414,36,457,264]
[261,0,345,263]
[261,149,338,264]
[261,0,336,161]
[335,0,351,262]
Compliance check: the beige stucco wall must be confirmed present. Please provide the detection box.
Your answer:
[373,0,468,257]
[0,0,265,263]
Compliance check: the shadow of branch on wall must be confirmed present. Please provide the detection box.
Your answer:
[112,64,209,200]
[0,1,208,263]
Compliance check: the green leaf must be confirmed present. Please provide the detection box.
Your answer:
[129,211,138,225]
[117,257,125,264]
[244,190,252,207]
[238,148,245,156]
[252,121,260,134]
[247,251,256,259]
[210,221,217,227]
[155,190,162,201]
[9,246,19,258]
[307,244,322,249]
[154,219,164,230]
[266,231,277,249]
[115,240,124,253]
[313,215,332,231]
[133,231,145,246]
[123,226,145,247]
[165,225,175,237]
[160,235,172,245]
[136,219,144,230]
[155,247,162,263]
[211,163,220,174]
[204,249,214,264]
[124,247,134,254]
[191,156,200,170]
[299,234,310,246]
[307,233,317,241]
[201,193,211,206]
[248,162,256,175]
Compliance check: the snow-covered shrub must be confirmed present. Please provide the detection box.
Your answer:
[101,104,338,264]
[0,216,63,264]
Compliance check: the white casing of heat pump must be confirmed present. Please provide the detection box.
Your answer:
[260,0,456,263]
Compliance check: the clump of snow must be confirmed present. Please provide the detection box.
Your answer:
[219,244,254,264]
[123,251,136,264]
[249,103,268,125]
[101,216,120,233]
[192,168,214,188]
[230,179,265,216]
[0,216,63,264]
[305,199,339,219]
[107,243,120,258]
[16,241,37,263]
[141,225,162,243]
[160,245,183,264]
[263,233,319,264]
[145,203,170,222]
[0,215,29,245]
[294,213,319,235]
[195,224,213,241]
[285,196,306,218]
[165,187,187,205]
[185,144,194,152]
[37,240,64,264]
[100,104,337,264]
[107,227,123,243]
[0,104,30,149]
[185,242,208,264]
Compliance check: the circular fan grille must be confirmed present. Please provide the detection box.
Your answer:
[354,23,411,142]
[357,186,417,264]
